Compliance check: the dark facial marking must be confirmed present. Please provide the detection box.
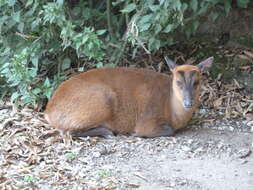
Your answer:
[176,69,199,92]
[178,71,185,82]
[189,70,199,87]
[180,70,199,109]
[193,80,199,87]
[176,80,183,89]
[189,70,197,81]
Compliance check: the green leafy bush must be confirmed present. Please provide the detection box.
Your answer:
[124,1,186,51]
[0,0,250,106]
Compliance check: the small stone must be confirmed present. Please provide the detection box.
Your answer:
[237,149,251,158]
[248,171,253,176]
[181,146,191,152]
[99,146,109,155]
[195,147,204,152]
[242,120,248,125]
[199,109,208,114]
[93,151,101,158]
[127,183,140,188]
[246,120,253,126]
[160,154,167,159]
[179,179,187,185]
[102,164,114,170]
[217,143,224,149]
[169,181,176,187]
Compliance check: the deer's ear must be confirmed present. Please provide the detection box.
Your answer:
[197,57,214,73]
[164,56,177,71]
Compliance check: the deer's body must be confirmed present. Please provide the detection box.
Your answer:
[45,57,213,137]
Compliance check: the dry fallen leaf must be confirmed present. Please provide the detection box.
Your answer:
[243,50,253,58]
[237,54,251,61]
[245,113,253,120]
[213,97,224,108]
[240,66,251,70]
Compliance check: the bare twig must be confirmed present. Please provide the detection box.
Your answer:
[15,32,40,40]
[106,0,114,40]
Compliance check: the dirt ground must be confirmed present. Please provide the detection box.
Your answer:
[0,104,253,190]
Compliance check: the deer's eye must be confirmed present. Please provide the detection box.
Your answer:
[193,81,199,87]
[176,81,183,88]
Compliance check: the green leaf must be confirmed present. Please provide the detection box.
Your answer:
[57,0,64,6]
[193,20,199,32]
[96,29,106,35]
[0,16,8,26]
[24,175,34,183]
[17,22,24,32]
[159,0,166,5]
[155,24,162,34]
[97,169,112,178]
[78,67,84,72]
[96,62,104,68]
[16,132,28,137]
[211,12,219,21]
[1,62,10,69]
[62,58,71,70]
[190,0,198,12]
[153,39,161,50]
[13,11,21,22]
[154,13,161,21]
[185,29,191,39]
[21,95,36,105]
[139,23,151,32]
[11,92,20,102]
[88,42,93,50]
[149,5,160,12]
[198,3,209,15]
[181,3,188,11]
[171,0,182,10]
[65,152,76,159]
[148,38,161,51]
[105,63,116,67]
[139,14,153,24]
[163,24,173,33]
[31,56,38,67]
[8,0,16,6]
[1,68,9,74]
[121,3,136,13]
[224,1,231,15]
[196,51,205,58]
[32,88,41,95]
[82,35,89,44]
[25,0,34,8]
[43,78,51,88]
[112,0,125,6]
[45,90,53,99]
[237,0,250,8]
[28,69,37,77]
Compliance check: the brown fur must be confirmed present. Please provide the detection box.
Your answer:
[45,58,213,137]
